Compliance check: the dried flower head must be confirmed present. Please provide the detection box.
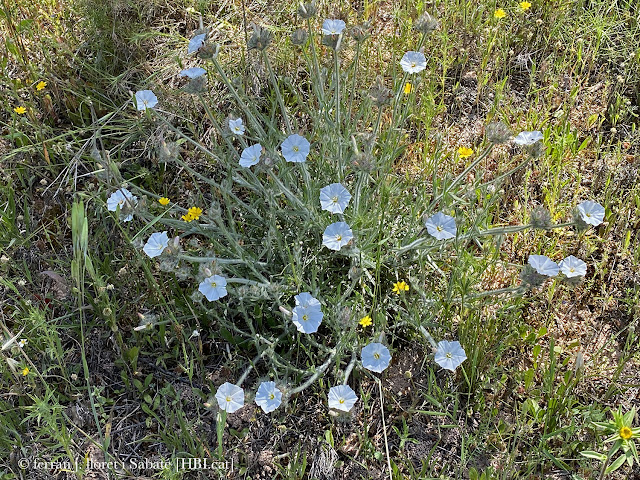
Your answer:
[291,28,309,46]
[247,24,273,51]
[298,2,317,19]
[529,206,552,229]
[414,12,439,34]
[368,77,392,107]
[485,121,512,144]
[349,22,371,42]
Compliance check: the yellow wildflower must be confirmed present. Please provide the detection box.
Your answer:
[187,206,202,220]
[519,2,531,10]
[620,426,633,440]
[359,315,373,327]
[158,197,170,206]
[458,146,474,158]
[494,8,507,19]
[392,281,409,294]
[182,213,194,222]
[36,81,47,91]
[403,82,412,94]
[22,367,29,376]
[14,106,26,114]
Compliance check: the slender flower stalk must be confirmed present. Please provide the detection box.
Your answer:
[263,51,293,134]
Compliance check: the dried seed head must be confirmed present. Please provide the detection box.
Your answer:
[349,22,371,42]
[298,2,317,19]
[519,265,546,288]
[291,28,309,46]
[197,42,219,60]
[184,76,207,94]
[247,24,273,51]
[414,12,439,34]
[368,76,392,107]
[529,206,552,229]
[485,121,512,144]
[524,140,546,158]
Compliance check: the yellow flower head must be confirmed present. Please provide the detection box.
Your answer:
[620,426,633,440]
[458,146,474,158]
[403,82,412,94]
[22,367,29,376]
[494,8,507,19]
[182,213,194,222]
[187,206,203,220]
[158,197,170,206]
[359,315,373,327]
[14,106,26,114]
[519,1,532,10]
[36,81,47,91]
[392,281,409,294]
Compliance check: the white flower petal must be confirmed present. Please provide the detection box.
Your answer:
[319,183,351,214]
[425,212,457,240]
[134,90,158,111]
[577,200,605,227]
[328,385,358,412]
[322,222,354,251]
[239,143,262,167]
[255,381,282,413]
[434,340,467,371]
[528,255,559,277]
[400,51,427,73]
[215,382,244,413]
[281,134,310,163]
[143,231,170,258]
[198,275,228,301]
[361,343,391,373]
[559,255,587,278]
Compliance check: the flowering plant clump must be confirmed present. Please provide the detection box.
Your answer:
[581,408,640,475]
[100,13,606,424]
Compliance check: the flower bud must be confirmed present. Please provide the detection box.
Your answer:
[413,12,439,34]
[529,206,552,229]
[485,121,512,144]
[247,24,273,51]
[298,2,317,19]
[291,28,308,46]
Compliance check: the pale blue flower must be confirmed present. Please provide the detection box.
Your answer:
[434,340,467,371]
[107,188,137,222]
[577,201,605,226]
[513,131,543,146]
[425,212,457,240]
[320,183,351,214]
[134,90,158,111]
[198,275,228,301]
[239,143,262,168]
[281,134,310,163]
[179,67,207,78]
[328,385,358,412]
[295,292,321,310]
[188,33,206,54]
[400,51,427,73]
[215,382,244,413]
[143,232,169,258]
[229,118,245,135]
[559,255,587,278]
[322,19,346,35]
[292,305,323,334]
[322,222,354,251]
[528,255,559,277]
[361,343,391,373]
[255,381,282,413]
